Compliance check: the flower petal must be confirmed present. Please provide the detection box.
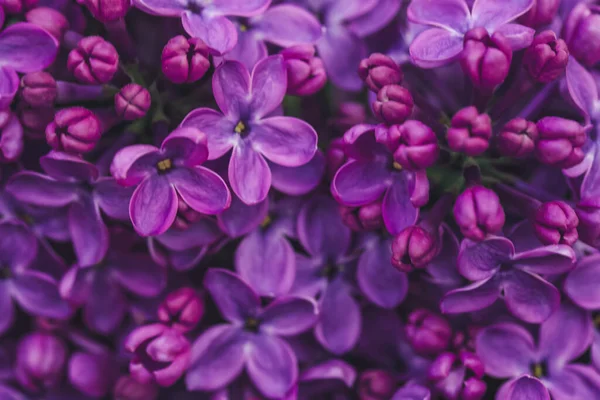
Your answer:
[235,229,295,297]
[182,13,238,55]
[69,196,109,267]
[260,296,319,336]
[186,324,246,391]
[476,322,535,378]
[316,25,364,91]
[211,0,270,16]
[471,0,534,30]
[161,127,209,167]
[253,5,322,47]
[0,66,19,110]
[211,59,250,118]
[409,28,464,68]
[11,271,71,319]
[382,173,420,235]
[0,23,58,72]
[157,218,222,251]
[246,335,298,399]
[229,141,271,205]
[251,116,318,167]
[110,144,159,186]
[0,282,14,335]
[347,0,402,37]
[180,108,237,160]
[499,376,550,400]
[170,166,231,215]
[512,245,575,275]
[93,178,134,220]
[331,160,390,207]
[501,269,560,323]
[111,254,166,297]
[357,236,408,308]
[221,28,268,70]
[133,0,186,16]
[440,277,500,314]
[7,171,78,207]
[0,112,22,162]
[565,56,598,119]
[270,150,325,196]
[83,273,126,334]
[203,268,260,323]
[129,175,178,237]
[248,55,287,119]
[457,237,514,281]
[0,221,37,269]
[493,23,534,50]
[564,255,600,309]
[217,195,269,238]
[40,151,100,182]
[407,0,470,32]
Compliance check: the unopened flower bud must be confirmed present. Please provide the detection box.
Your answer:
[372,84,413,125]
[340,200,384,232]
[67,36,119,84]
[357,369,397,400]
[519,0,560,28]
[0,110,23,163]
[497,118,538,158]
[2,0,37,14]
[447,106,492,156]
[69,352,114,398]
[46,107,101,154]
[523,31,569,83]
[391,120,439,170]
[16,332,67,393]
[17,103,54,139]
[20,72,57,108]
[391,225,438,272]
[429,351,486,400]
[281,45,326,96]
[326,137,347,179]
[358,53,403,93]
[460,28,512,93]
[78,0,130,22]
[113,375,159,400]
[331,102,367,133]
[406,309,452,356]
[533,201,579,245]
[563,3,600,67]
[162,36,210,84]
[454,185,505,241]
[535,116,586,169]
[157,287,204,332]
[115,83,151,121]
[26,7,69,41]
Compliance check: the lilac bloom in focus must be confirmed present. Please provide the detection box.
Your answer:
[0,221,71,334]
[477,303,600,399]
[332,124,429,235]
[133,0,270,55]
[181,55,318,205]
[7,152,134,267]
[185,269,318,398]
[408,0,535,68]
[441,232,575,323]
[0,23,58,109]
[111,127,231,237]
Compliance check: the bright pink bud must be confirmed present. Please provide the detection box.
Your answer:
[372,84,413,125]
[358,53,403,93]
[447,106,492,156]
[523,31,569,83]
[162,36,210,84]
[496,118,538,158]
[533,201,579,245]
[46,107,101,154]
[157,287,204,332]
[67,36,119,84]
[26,7,69,41]
[20,71,57,108]
[115,83,151,121]
[391,225,439,272]
[281,45,326,96]
[535,116,586,169]
[406,309,452,356]
[454,185,505,241]
[391,120,439,170]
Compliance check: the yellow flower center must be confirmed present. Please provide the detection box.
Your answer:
[261,215,272,228]
[235,121,246,134]
[392,161,403,170]
[157,159,172,171]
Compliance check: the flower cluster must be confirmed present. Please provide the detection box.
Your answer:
[1,0,600,399]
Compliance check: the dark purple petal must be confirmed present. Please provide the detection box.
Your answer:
[407,0,470,32]
[203,268,260,323]
[217,195,269,238]
[249,55,287,119]
[0,23,58,72]
[170,166,231,215]
[68,197,109,267]
[476,322,535,378]
[382,173,420,235]
[93,178,134,220]
[564,255,600,309]
[253,5,322,47]
[7,172,77,207]
[270,151,325,196]
[471,0,534,30]
[0,67,19,110]
[110,144,159,186]
[457,237,514,281]
[441,277,500,314]
[498,376,549,400]
[11,270,71,319]
[229,141,271,205]
[111,254,166,297]
[160,127,209,166]
[501,269,559,323]
[409,28,464,68]
[290,254,327,299]
[260,296,319,336]
[246,335,297,399]
[512,245,575,275]
[332,160,389,207]
[0,282,14,335]
[129,175,178,237]
[212,60,250,118]
[157,218,222,250]
[316,25,365,91]
[83,273,126,334]
[0,221,38,269]
[182,13,238,56]
[40,151,99,182]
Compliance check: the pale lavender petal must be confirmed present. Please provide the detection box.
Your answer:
[457,237,514,281]
[247,335,298,399]
[235,229,295,297]
[471,0,534,30]
[0,282,14,335]
[409,28,464,68]
[217,195,269,238]
[512,245,575,275]
[564,255,600,309]
[11,270,71,319]
[332,160,389,207]
[170,166,231,214]
[382,174,420,235]
[7,172,77,207]
[260,296,319,336]
[493,23,534,50]
[347,0,402,37]
[270,151,325,196]
[538,302,592,370]
[211,60,250,118]
[501,269,559,323]
[69,197,109,267]
[229,141,271,205]
[566,56,598,118]
[93,178,134,220]
[407,0,470,32]
[253,5,322,47]
[251,116,318,167]
[297,194,350,260]
[315,280,361,355]
[357,237,408,308]
[499,376,549,400]
[133,0,186,16]
[210,0,270,17]
[0,112,22,162]
[186,324,246,391]
[0,66,19,110]
[111,254,166,297]
[84,274,126,334]
[249,55,287,119]
[129,175,178,237]
[475,323,535,378]
[203,268,260,323]
[222,28,267,70]
[0,23,58,72]
[180,108,237,160]
[440,277,500,314]
[316,25,365,91]
[110,144,159,186]
[182,13,238,55]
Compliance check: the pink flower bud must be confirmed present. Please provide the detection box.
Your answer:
[157,287,204,332]
[372,84,413,125]
[447,106,492,156]
[46,106,101,154]
[454,185,505,241]
[496,118,538,158]
[533,201,579,245]
[68,36,119,84]
[358,53,403,93]
[391,120,439,170]
[115,83,151,121]
[20,71,57,108]
[162,36,210,84]
[281,45,326,96]
[523,31,569,83]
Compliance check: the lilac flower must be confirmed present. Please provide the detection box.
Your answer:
[441,222,575,323]
[331,124,429,235]
[111,127,231,237]
[297,359,356,398]
[222,4,322,69]
[7,151,133,267]
[0,110,23,163]
[476,303,600,399]
[186,269,318,398]
[0,23,58,109]
[408,0,535,68]
[133,0,270,55]
[0,221,72,334]
[181,55,318,205]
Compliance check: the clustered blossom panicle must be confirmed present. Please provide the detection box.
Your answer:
[2,0,600,399]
